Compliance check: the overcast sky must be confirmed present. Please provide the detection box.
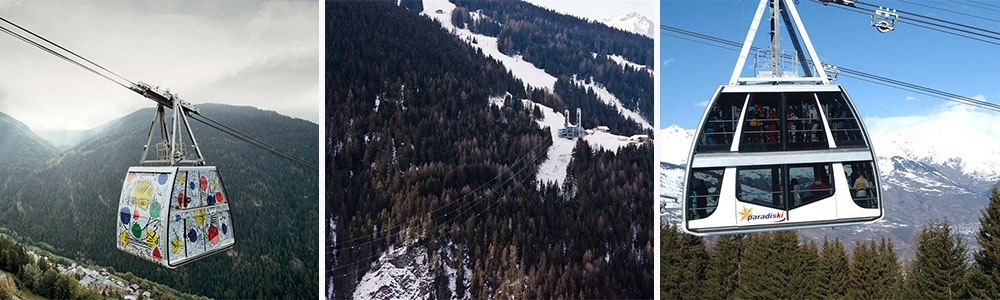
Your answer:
[522,0,657,24]
[0,0,318,134]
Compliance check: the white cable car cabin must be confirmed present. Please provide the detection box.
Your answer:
[116,84,235,268]
[681,0,883,235]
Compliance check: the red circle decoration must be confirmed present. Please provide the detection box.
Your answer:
[126,173,136,183]
[216,192,223,203]
[177,192,187,208]
[152,247,161,260]
[208,226,219,245]
[133,209,139,219]
[199,176,208,191]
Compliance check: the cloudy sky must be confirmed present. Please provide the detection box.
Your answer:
[0,0,318,135]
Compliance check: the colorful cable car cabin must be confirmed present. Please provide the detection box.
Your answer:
[117,84,235,267]
[681,0,883,235]
[117,166,234,268]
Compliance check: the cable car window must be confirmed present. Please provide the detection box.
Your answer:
[843,162,878,208]
[737,166,784,209]
[696,93,747,153]
[687,168,724,220]
[817,92,866,147]
[740,93,783,152]
[788,163,834,209]
[785,93,828,150]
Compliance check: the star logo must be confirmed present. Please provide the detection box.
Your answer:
[739,206,753,222]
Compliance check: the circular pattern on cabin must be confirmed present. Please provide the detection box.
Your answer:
[131,223,142,238]
[120,207,130,225]
[187,229,197,243]
[176,173,184,184]
[174,214,181,222]
[145,230,158,248]
[216,192,223,203]
[195,209,206,226]
[158,174,168,185]
[149,202,161,219]
[222,223,228,235]
[152,247,161,260]
[133,209,139,220]
[177,192,187,208]
[133,181,153,210]
[126,173,136,183]
[211,180,216,191]
[206,194,215,206]
[170,237,182,254]
[119,231,129,246]
[208,226,219,245]
[189,181,196,191]
[199,176,208,191]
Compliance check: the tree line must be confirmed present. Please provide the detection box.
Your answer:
[661,187,1000,299]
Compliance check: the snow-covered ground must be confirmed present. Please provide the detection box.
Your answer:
[573,76,651,129]
[352,245,433,299]
[607,54,652,74]
[421,0,557,91]
[526,99,633,186]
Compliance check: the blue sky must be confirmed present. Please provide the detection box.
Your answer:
[661,0,1000,129]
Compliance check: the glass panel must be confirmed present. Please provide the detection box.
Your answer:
[818,92,866,147]
[788,164,834,209]
[843,162,878,208]
[740,93,783,152]
[785,93,828,150]
[687,168,724,220]
[696,93,746,153]
[737,166,784,209]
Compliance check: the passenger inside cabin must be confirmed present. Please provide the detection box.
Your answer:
[693,180,710,218]
[855,173,869,198]
[790,178,802,207]
[810,176,830,194]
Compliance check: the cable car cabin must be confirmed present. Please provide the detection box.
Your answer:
[682,85,883,235]
[117,166,235,268]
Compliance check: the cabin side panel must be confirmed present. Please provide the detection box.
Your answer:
[117,170,173,266]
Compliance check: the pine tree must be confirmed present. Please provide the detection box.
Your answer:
[874,237,903,299]
[908,221,970,299]
[735,232,783,299]
[847,240,879,298]
[781,232,820,299]
[973,186,1000,298]
[703,234,744,300]
[817,236,849,299]
[660,224,708,300]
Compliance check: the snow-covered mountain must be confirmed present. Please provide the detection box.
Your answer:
[602,12,654,38]
[658,106,1000,259]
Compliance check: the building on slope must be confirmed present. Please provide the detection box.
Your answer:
[559,108,585,139]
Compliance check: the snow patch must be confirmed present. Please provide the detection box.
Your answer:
[421,0,557,91]
[572,76,651,129]
[607,54,652,74]
[352,245,434,300]
[658,125,695,165]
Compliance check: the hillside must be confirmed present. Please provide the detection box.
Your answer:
[328,1,652,298]
[0,104,318,299]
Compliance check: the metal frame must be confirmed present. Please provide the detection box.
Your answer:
[138,85,206,166]
[729,0,829,86]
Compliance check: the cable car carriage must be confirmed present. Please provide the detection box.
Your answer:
[682,0,883,235]
[117,84,235,267]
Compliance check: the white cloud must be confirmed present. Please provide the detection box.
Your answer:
[905,96,916,101]
[663,58,675,68]
[692,99,709,107]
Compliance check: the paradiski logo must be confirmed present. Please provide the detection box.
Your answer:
[738,206,786,222]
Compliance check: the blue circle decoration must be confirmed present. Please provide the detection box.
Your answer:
[222,224,228,234]
[119,207,130,225]
[175,214,182,222]
[157,174,168,185]
[206,195,216,206]
[188,229,198,242]
[189,181,196,190]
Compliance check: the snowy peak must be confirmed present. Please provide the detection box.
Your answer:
[658,125,695,165]
[602,12,654,38]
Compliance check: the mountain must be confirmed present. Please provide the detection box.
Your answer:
[0,112,58,170]
[602,12,654,38]
[0,104,318,299]
[329,1,652,298]
[658,117,998,260]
